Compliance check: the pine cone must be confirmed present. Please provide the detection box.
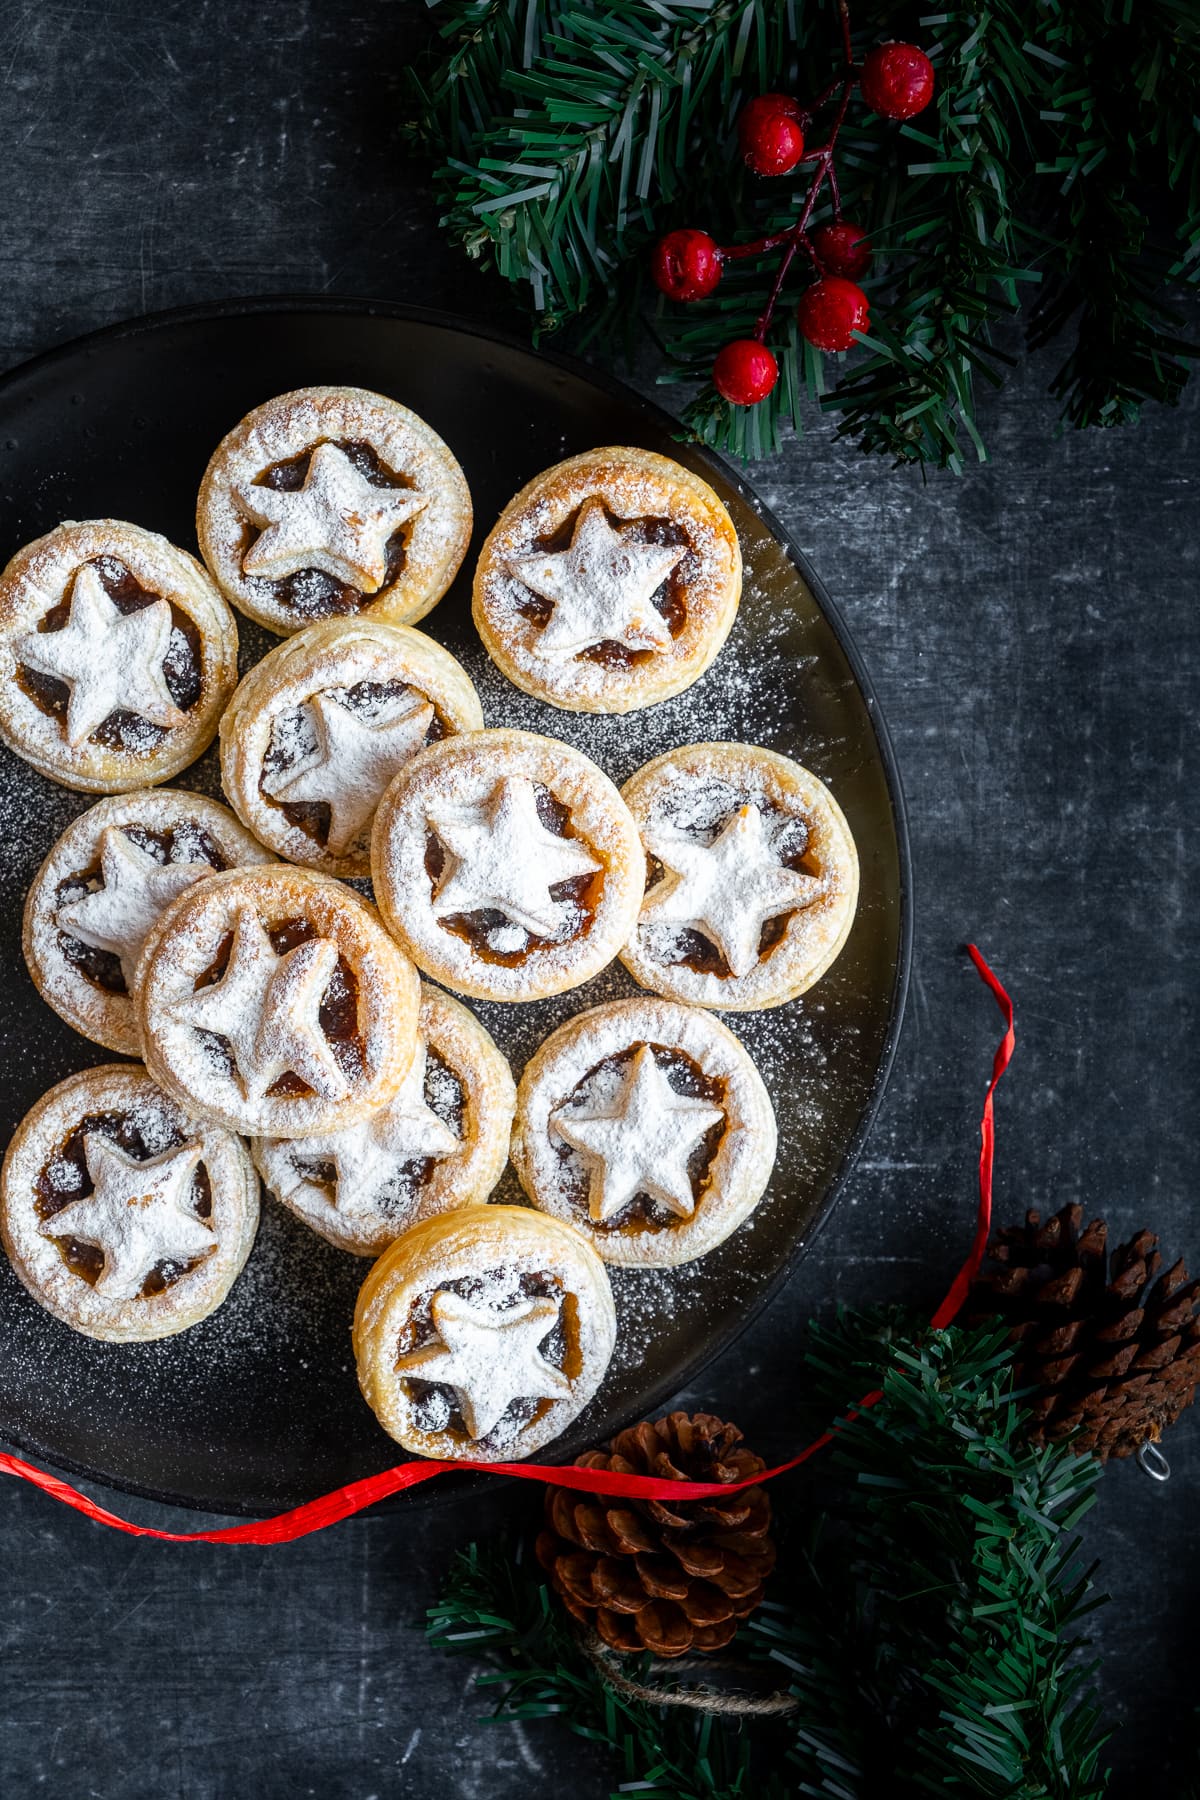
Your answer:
[536,1411,775,1658]
[968,1203,1200,1460]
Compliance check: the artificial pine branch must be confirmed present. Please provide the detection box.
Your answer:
[406,0,564,160]
[426,1313,1111,1799]
[427,1536,772,1800]
[1029,0,1200,429]
[405,0,1198,467]
[772,1311,1109,1796]
[411,0,805,326]
[806,1,1041,470]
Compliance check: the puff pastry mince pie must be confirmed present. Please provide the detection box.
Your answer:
[371,728,644,1004]
[136,864,420,1138]
[619,743,859,1011]
[23,788,274,1057]
[0,520,239,792]
[197,386,472,635]
[511,996,776,1268]
[473,447,741,714]
[0,1062,258,1342]
[353,1205,616,1460]
[219,617,483,877]
[254,983,515,1256]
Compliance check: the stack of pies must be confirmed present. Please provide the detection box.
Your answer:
[0,386,859,1465]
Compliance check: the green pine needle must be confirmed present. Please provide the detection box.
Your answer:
[405,0,1199,465]
[427,1537,769,1800]
[426,1312,1111,1800]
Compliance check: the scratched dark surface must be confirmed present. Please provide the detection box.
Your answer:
[0,3,1197,1796]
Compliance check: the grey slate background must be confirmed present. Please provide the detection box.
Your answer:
[1,3,1196,1795]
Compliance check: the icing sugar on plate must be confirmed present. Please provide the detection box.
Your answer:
[0,314,905,1511]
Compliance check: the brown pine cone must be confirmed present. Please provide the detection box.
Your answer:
[968,1203,1200,1460]
[535,1411,775,1658]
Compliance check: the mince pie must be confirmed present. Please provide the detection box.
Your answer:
[219,617,483,877]
[254,983,515,1256]
[620,743,859,1011]
[370,727,644,1004]
[0,520,239,792]
[511,996,776,1268]
[196,385,472,635]
[137,864,420,1138]
[23,788,274,1057]
[473,447,741,714]
[353,1204,616,1460]
[0,1062,258,1342]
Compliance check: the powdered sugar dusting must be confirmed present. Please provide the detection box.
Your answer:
[197,386,471,633]
[0,519,238,788]
[237,439,430,592]
[356,1206,617,1462]
[512,996,776,1267]
[621,743,859,1011]
[1,1063,258,1343]
[23,787,273,1056]
[0,432,886,1479]
[372,729,643,1002]
[219,616,483,876]
[475,448,741,712]
[254,984,514,1255]
[138,866,419,1137]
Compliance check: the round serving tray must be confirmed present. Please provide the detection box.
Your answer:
[0,300,910,1515]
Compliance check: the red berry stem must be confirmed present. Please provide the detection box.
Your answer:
[825,142,844,222]
[754,236,802,340]
[804,73,844,117]
[651,0,934,403]
[837,0,854,73]
[745,0,856,343]
[719,229,794,262]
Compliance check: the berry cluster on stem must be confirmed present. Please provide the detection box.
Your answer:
[652,3,935,408]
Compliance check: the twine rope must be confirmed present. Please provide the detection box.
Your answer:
[574,1626,800,1716]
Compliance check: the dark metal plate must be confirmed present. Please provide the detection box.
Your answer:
[0,301,909,1514]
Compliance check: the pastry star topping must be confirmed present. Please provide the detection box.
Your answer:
[552,1045,725,1224]
[291,1042,457,1219]
[15,564,183,748]
[428,775,601,939]
[507,498,685,660]
[642,802,822,979]
[396,1288,571,1440]
[170,907,348,1102]
[264,688,434,855]
[56,828,211,986]
[41,1134,211,1301]
[237,442,429,593]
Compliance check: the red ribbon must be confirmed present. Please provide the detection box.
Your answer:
[0,944,1015,1543]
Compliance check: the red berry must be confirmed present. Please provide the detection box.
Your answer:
[811,221,872,280]
[860,42,935,120]
[796,278,870,353]
[713,339,779,406]
[738,93,806,176]
[651,229,723,303]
